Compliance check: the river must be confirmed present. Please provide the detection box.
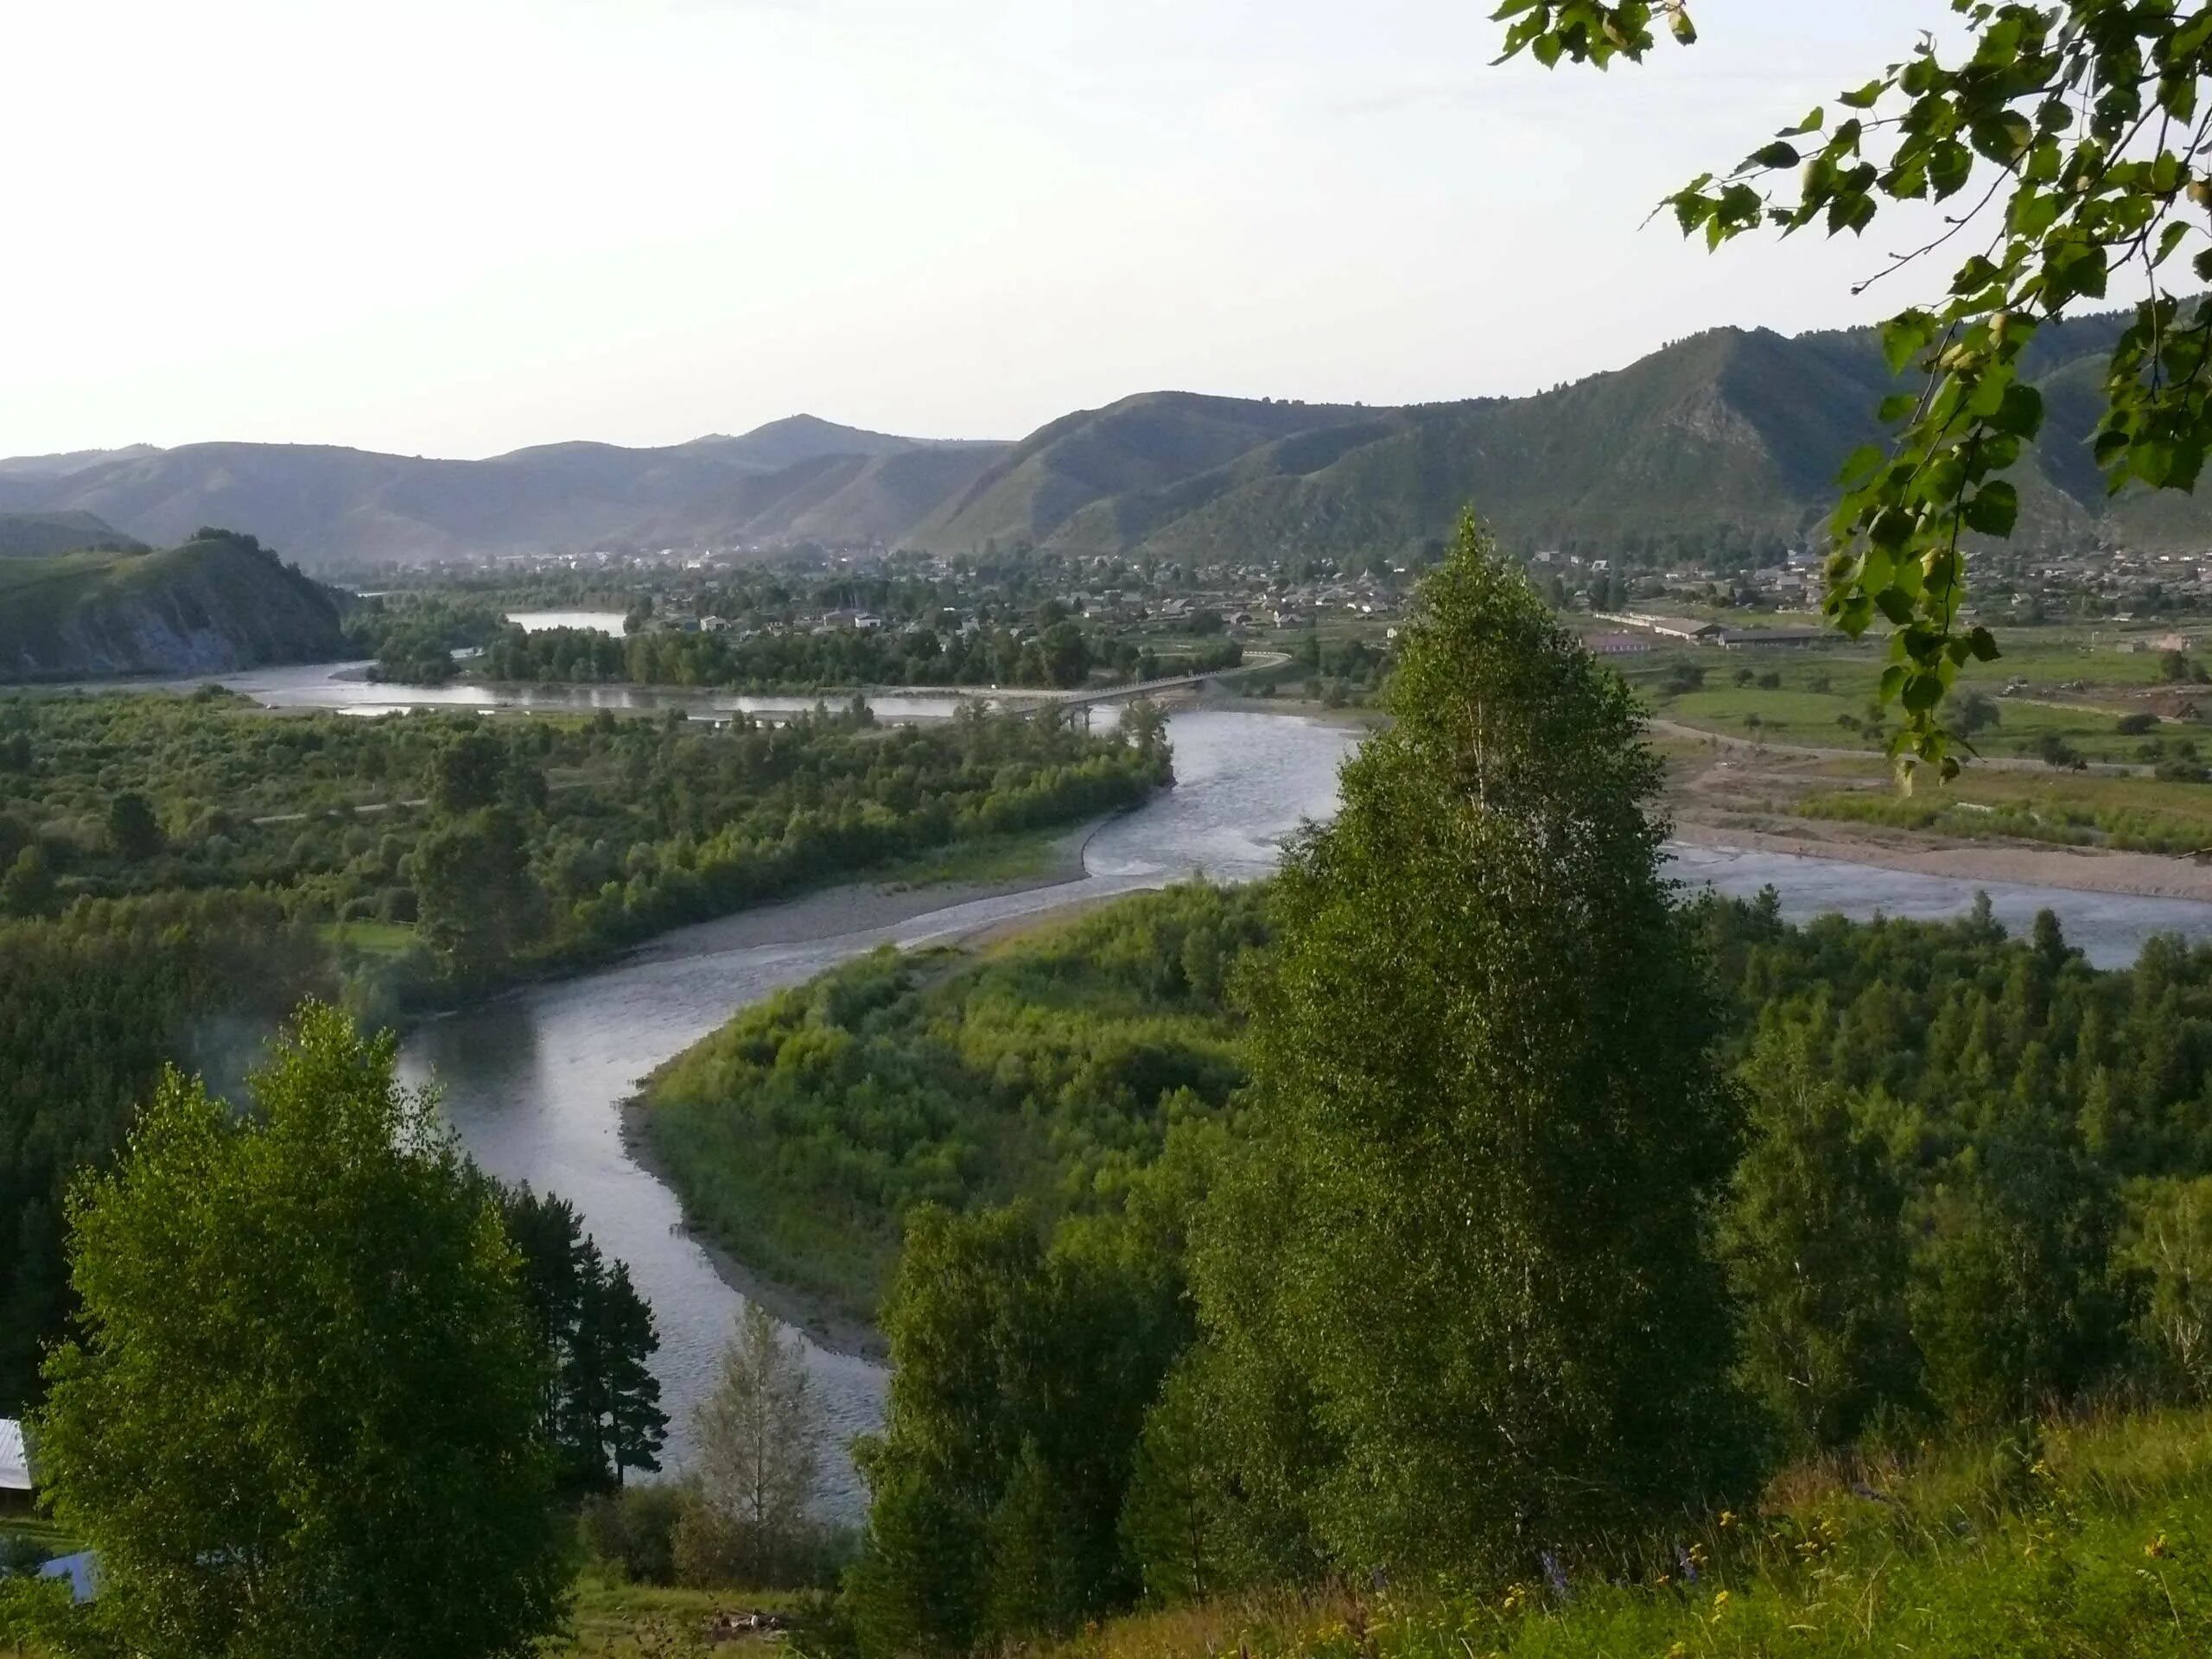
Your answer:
[172,660,995,722]
[364,702,2212,1516]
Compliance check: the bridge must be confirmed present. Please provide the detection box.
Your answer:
[1036,652,1291,715]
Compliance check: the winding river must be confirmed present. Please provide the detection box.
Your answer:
[168,667,2212,1510]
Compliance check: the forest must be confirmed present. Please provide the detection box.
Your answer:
[618,524,2212,1659]
[23,531,2212,1658]
[640,883,1270,1324]
[0,688,1171,1421]
[0,690,1169,985]
[633,874,2212,1649]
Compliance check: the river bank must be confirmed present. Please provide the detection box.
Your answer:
[1670,815,2212,903]
[610,817,1109,1364]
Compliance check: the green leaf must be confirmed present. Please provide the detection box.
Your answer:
[1901,671,1944,715]
[1782,105,1825,137]
[1967,626,2002,662]
[1837,443,1886,488]
[1868,505,1916,550]
[1880,309,1939,377]
[1992,384,2044,441]
[1875,587,1917,626]
[1838,79,1885,109]
[1747,141,1801,171]
[1961,480,2018,537]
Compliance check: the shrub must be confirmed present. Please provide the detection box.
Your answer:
[580,1485,687,1586]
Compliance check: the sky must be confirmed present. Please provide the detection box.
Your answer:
[2,0,2002,460]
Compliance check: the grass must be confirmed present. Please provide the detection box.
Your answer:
[872,825,1075,892]
[1626,635,2202,766]
[1046,1407,2212,1659]
[1,1558,799,1658]
[316,920,418,957]
[551,1573,804,1657]
[1799,766,2212,855]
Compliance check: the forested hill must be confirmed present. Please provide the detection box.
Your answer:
[906,310,2151,563]
[0,510,142,559]
[1,308,2193,566]
[0,531,347,682]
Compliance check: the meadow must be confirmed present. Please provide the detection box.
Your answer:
[1041,1407,2212,1659]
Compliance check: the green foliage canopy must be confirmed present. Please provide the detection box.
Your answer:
[32,1004,568,1659]
[1175,517,1755,1580]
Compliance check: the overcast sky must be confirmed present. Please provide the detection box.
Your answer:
[3,0,1993,460]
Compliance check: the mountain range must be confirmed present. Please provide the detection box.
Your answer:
[2,310,2198,569]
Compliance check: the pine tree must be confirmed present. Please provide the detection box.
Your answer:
[1179,514,1757,1581]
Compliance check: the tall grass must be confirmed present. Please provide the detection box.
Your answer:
[1039,1408,2212,1659]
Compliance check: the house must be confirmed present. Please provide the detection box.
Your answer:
[0,1417,28,1495]
[1593,611,1724,644]
[1710,626,1828,649]
[1587,632,1656,656]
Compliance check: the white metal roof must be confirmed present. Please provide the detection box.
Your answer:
[0,1417,30,1491]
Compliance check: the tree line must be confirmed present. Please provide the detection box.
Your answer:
[0,691,1172,995]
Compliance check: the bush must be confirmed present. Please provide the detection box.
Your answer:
[580,1485,687,1586]
[2033,732,2088,771]
[2118,711,2162,736]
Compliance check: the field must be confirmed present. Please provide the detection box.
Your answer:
[1042,1407,2212,1659]
[1605,622,2212,768]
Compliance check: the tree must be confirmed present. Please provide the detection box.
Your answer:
[848,1203,1185,1652]
[2121,1175,2212,1400]
[1722,1022,1923,1452]
[1956,690,2003,736]
[1039,620,1092,688]
[429,728,510,815]
[104,792,161,861]
[1505,3,2212,773]
[1176,515,1756,1582]
[499,1185,667,1491]
[31,1003,567,1659]
[1912,1113,2139,1426]
[0,844,54,918]
[689,1301,826,1586]
[410,805,546,979]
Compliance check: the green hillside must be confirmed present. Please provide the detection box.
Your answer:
[912,391,1373,553]
[0,531,347,682]
[2,308,2199,564]
[910,311,2178,563]
[0,510,142,559]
